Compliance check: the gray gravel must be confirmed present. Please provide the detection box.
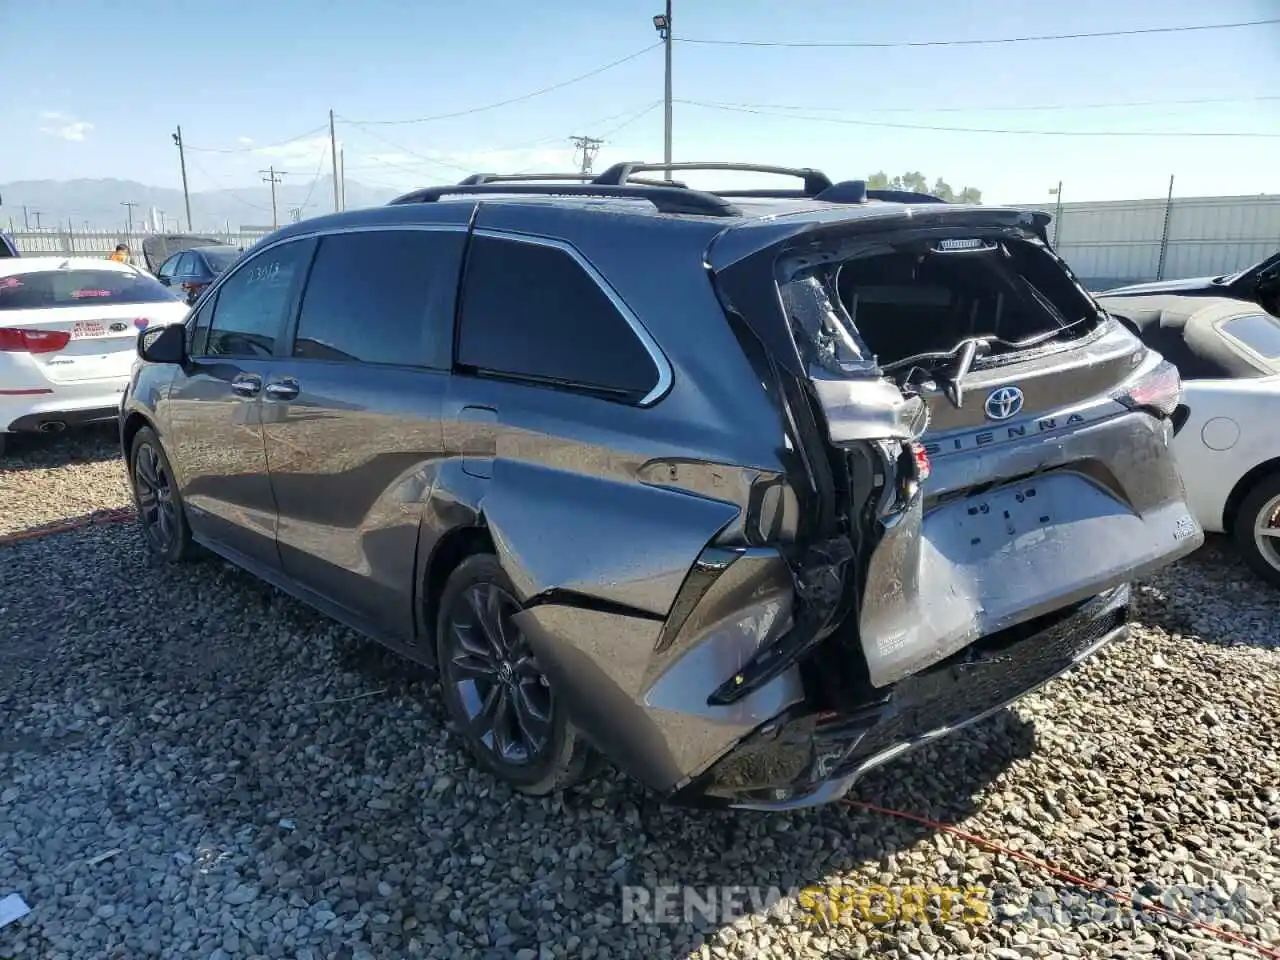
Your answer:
[0,426,130,536]
[1,438,1279,959]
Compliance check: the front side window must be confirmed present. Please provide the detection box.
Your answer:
[455,235,660,403]
[158,255,181,280]
[203,240,312,358]
[291,229,464,368]
[0,269,177,310]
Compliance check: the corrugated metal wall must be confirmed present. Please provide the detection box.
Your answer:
[1011,194,1280,290]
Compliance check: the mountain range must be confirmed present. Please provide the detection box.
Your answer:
[0,177,403,233]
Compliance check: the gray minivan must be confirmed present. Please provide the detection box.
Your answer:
[120,163,1202,809]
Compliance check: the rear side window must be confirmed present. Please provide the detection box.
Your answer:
[0,269,176,310]
[456,235,660,402]
[292,229,463,369]
[204,240,312,358]
[1221,313,1280,360]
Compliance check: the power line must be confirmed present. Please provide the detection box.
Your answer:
[676,17,1280,49]
[690,93,1280,116]
[341,102,661,174]
[185,124,329,154]
[297,143,329,214]
[677,99,1280,138]
[343,43,661,124]
[339,119,475,172]
[598,101,663,140]
[184,154,274,213]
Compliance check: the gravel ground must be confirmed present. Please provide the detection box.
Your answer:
[1,434,1278,960]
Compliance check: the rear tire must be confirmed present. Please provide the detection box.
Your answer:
[129,426,195,563]
[1232,472,1280,589]
[435,554,601,795]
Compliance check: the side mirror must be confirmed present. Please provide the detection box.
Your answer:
[138,322,187,365]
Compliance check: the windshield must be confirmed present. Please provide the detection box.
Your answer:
[0,269,179,309]
[204,250,240,273]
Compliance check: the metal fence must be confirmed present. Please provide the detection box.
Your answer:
[6,230,269,266]
[8,193,1279,291]
[1012,193,1280,291]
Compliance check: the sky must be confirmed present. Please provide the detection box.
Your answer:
[2,0,1279,207]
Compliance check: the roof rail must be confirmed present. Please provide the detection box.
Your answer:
[459,173,590,185]
[594,161,833,197]
[459,172,689,188]
[864,188,947,205]
[388,182,741,217]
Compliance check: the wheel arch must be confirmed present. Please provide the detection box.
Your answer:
[120,410,155,466]
[415,521,497,654]
[1222,456,1280,532]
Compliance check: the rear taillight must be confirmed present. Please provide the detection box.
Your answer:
[1116,360,1182,417]
[0,327,72,354]
[911,441,931,481]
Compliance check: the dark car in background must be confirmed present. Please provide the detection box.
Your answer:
[1098,250,1280,319]
[119,162,1202,810]
[155,244,241,304]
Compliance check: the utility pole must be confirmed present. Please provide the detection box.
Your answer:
[121,200,138,241]
[329,109,341,212]
[32,211,44,231]
[22,205,29,231]
[1049,181,1064,247]
[1156,174,1176,281]
[652,1,673,174]
[339,147,346,211]
[260,167,287,229]
[570,136,603,176]
[172,126,193,232]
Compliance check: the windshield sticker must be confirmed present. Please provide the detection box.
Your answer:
[70,289,113,299]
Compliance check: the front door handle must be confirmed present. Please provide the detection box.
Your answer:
[264,378,300,401]
[230,374,261,398]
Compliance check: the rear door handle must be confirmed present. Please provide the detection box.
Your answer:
[264,378,300,401]
[230,374,261,398]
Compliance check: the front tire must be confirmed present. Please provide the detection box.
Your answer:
[1233,472,1280,588]
[130,426,195,563]
[435,554,600,795]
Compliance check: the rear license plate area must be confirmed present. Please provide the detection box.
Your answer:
[71,320,107,339]
[953,481,1056,556]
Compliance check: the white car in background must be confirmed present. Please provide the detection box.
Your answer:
[1095,288,1280,587]
[0,256,189,455]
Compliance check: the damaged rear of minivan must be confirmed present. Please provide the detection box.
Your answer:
[640,202,1201,809]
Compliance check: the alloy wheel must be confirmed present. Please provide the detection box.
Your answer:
[443,582,553,765]
[134,442,178,553]
[1253,493,1280,572]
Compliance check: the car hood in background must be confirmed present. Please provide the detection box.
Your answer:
[1099,275,1223,298]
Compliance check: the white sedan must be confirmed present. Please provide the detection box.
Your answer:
[0,256,189,455]
[1095,292,1280,586]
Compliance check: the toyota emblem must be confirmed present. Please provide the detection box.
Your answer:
[984,386,1024,421]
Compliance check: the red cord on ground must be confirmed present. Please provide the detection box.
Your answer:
[0,506,136,547]
[843,799,1280,959]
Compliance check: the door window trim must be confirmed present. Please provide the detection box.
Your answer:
[458,228,673,407]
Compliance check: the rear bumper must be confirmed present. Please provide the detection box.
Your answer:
[858,409,1203,688]
[679,584,1132,810]
[2,380,128,432]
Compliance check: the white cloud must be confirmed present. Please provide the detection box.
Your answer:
[237,136,254,146]
[255,135,332,165]
[39,110,93,141]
